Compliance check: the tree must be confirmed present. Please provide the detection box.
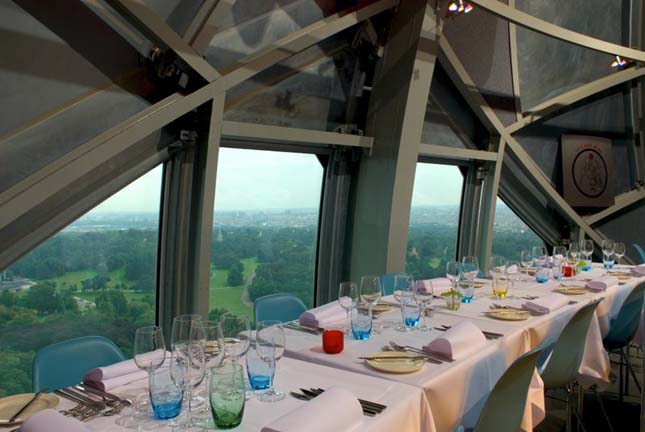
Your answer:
[21,283,59,315]
[96,290,128,316]
[227,261,244,286]
[0,291,17,307]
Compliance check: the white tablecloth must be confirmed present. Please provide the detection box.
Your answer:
[6,358,431,432]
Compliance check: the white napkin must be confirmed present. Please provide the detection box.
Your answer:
[586,276,619,291]
[506,265,519,274]
[632,266,645,276]
[417,277,452,294]
[299,302,346,329]
[19,409,91,432]
[261,387,362,432]
[522,293,569,314]
[83,354,168,391]
[422,321,486,361]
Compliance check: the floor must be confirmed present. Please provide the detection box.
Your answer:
[536,347,643,432]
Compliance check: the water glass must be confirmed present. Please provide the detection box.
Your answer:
[492,276,509,299]
[351,301,372,340]
[246,346,275,391]
[457,280,474,303]
[209,363,245,429]
[551,263,564,281]
[399,292,420,331]
[149,367,183,420]
[536,267,549,283]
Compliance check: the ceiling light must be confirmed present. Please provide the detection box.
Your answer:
[610,55,631,70]
[447,1,474,17]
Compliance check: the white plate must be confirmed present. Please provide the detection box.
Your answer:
[0,393,59,425]
[365,352,425,374]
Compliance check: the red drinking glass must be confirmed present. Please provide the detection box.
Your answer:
[322,329,344,354]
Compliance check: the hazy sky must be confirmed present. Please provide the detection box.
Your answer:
[90,150,465,213]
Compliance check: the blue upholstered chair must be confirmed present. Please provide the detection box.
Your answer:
[32,336,126,391]
[603,282,645,402]
[633,244,645,264]
[457,343,544,432]
[254,293,307,324]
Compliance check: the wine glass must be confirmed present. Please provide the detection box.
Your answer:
[170,316,206,431]
[414,280,434,332]
[602,239,615,269]
[520,250,532,280]
[359,275,382,309]
[489,256,506,278]
[552,246,567,265]
[507,260,522,289]
[218,314,251,363]
[581,239,594,270]
[461,256,479,280]
[256,321,286,402]
[568,243,580,265]
[532,246,547,267]
[193,321,225,426]
[446,260,460,289]
[614,242,626,265]
[134,326,166,378]
[392,274,414,331]
[338,282,359,335]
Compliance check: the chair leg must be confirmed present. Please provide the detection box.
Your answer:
[576,383,584,432]
[624,348,643,394]
[619,351,625,402]
[593,387,615,432]
[566,385,573,432]
[624,349,630,397]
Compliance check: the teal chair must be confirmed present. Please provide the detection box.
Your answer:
[539,299,602,432]
[33,336,126,391]
[603,282,645,402]
[379,273,406,296]
[633,244,645,264]
[457,343,544,432]
[254,293,307,324]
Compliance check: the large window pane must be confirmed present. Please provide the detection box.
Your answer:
[406,164,464,279]
[492,198,543,261]
[0,167,162,396]
[209,148,323,323]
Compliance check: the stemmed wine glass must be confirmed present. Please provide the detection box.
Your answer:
[552,246,567,265]
[520,250,532,281]
[461,256,479,280]
[255,321,286,402]
[170,315,206,431]
[582,239,594,270]
[446,260,460,289]
[218,314,251,364]
[489,256,507,278]
[394,274,415,332]
[602,239,615,269]
[192,321,225,426]
[359,275,383,310]
[134,326,167,379]
[568,243,580,266]
[414,280,434,332]
[532,246,547,267]
[614,242,626,266]
[338,282,359,335]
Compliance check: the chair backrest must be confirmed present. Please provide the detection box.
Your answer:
[633,244,645,264]
[254,293,307,324]
[473,344,543,432]
[540,299,602,388]
[603,282,645,351]
[32,336,126,391]
[380,273,406,296]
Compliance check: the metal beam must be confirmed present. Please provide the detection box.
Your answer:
[418,143,498,161]
[182,0,219,46]
[105,0,221,81]
[507,67,645,134]
[470,0,645,62]
[439,38,607,246]
[221,121,374,149]
[584,188,645,225]
[507,0,522,122]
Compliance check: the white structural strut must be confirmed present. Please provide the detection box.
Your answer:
[469,0,645,62]
[507,67,645,134]
[418,143,498,162]
[584,188,645,225]
[221,121,374,149]
[0,0,398,232]
[439,37,607,246]
[106,0,221,81]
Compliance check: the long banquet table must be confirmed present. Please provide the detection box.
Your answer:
[283,264,645,432]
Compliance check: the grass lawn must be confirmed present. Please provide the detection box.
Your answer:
[39,269,134,290]
[208,257,258,319]
[429,258,442,268]
[75,290,152,304]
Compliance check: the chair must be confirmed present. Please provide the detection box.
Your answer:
[539,299,602,432]
[603,282,645,402]
[633,244,645,264]
[457,343,544,432]
[32,336,126,391]
[254,293,307,324]
[379,273,406,296]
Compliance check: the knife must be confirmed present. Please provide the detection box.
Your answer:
[9,389,47,423]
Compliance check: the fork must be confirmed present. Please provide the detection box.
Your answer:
[389,341,451,363]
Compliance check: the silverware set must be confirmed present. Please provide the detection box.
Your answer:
[387,341,453,363]
[54,385,130,421]
[433,324,503,340]
[289,388,386,416]
[283,322,324,335]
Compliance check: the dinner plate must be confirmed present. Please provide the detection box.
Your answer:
[485,309,530,321]
[472,282,485,289]
[0,393,59,425]
[365,352,425,374]
[371,304,393,313]
[553,287,588,296]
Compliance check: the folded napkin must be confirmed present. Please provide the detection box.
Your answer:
[522,293,568,315]
[417,277,452,294]
[261,387,362,432]
[83,356,160,391]
[506,265,519,274]
[423,321,486,361]
[632,266,645,276]
[586,276,619,292]
[299,302,346,329]
[19,409,91,432]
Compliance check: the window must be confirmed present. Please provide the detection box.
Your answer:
[0,167,163,396]
[406,164,464,279]
[209,148,324,323]
[492,198,543,261]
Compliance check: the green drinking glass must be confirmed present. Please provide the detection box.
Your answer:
[209,362,245,429]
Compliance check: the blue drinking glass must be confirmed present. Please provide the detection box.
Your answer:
[400,294,420,331]
[149,367,183,420]
[246,346,275,391]
[351,302,372,340]
[536,267,549,284]
[457,280,474,303]
[603,254,615,269]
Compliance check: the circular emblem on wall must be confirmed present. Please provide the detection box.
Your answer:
[571,149,608,198]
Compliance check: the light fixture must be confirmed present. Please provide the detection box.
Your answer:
[610,55,632,70]
[447,0,473,17]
